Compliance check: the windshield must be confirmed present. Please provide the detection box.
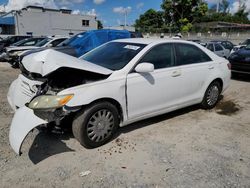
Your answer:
[81,42,146,71]
[12,38,29,46]
[58,32,86,47]
[35,38,52,47]
[245,44,250,50]
[242,39,250,45]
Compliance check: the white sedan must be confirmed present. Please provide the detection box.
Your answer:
[206,42,230,58]
[7,39,231,154]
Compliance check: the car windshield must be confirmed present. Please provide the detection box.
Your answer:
[12,38,29,46]
[81,42,146,71]
[58,32,86,47]
[245,44,250,50]
[35,38,52,47]
[242,39,250,45]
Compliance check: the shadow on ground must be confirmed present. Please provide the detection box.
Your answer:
[30,98,229,164]
[28,131,74,164]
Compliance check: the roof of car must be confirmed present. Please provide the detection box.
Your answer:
[114,38,193,45]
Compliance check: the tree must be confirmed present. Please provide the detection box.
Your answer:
[233,4,249,23]
[161,0,208,32]
[97,20,103,29]
[134,9,164,33]
[220,0,229,13]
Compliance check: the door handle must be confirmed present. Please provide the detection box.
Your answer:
[171,70,181,77]
[208,66,214,70]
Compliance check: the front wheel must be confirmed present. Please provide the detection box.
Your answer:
[72,102,119,148]
[201,81,222,109]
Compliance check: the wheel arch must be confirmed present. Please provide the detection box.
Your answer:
[211,77,223,91]
[81,98,124,123]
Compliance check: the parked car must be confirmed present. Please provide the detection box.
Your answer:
[54,29,132,57]
[206,42,230,58]
[231,38,250,54]
[187,39,206,46]
[228,44,250,76]
[0,35,31,60]
[16,29,132,68]
[8,36,68,67]
[130,31,143,38]
[3,37,46,62]
[10,37,46,47]
[7,39,231,155]
[210,40,235,51]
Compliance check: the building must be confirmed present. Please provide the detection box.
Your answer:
[0,6,97,36]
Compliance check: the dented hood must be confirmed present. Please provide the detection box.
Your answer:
[22,49,113,76]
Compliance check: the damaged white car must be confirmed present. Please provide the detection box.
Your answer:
[8,39,231,155]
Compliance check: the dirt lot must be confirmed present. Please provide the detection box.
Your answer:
[0,62,250,188]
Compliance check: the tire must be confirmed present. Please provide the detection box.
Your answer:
[72,102,119,148]
[201,81,222,109]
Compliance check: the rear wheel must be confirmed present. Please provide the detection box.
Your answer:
[201,81,221,109]
[72,102,119,148]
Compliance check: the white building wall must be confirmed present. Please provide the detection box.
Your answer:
[15,8,97,36]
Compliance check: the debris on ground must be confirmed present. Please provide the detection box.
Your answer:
[79,170,91,177]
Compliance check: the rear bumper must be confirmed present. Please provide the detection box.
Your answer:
[9,106,47,155]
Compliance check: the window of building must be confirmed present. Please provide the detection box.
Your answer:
[82,20,90,27]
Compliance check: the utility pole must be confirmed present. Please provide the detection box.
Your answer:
[124,9,127,30]
[216,0,220,12]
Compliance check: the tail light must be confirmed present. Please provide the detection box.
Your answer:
[227,63,231,70]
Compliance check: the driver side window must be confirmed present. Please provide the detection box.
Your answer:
[138,43,174,69]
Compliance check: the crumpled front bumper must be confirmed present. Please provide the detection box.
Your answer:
[7,74,43,111]
[9,106,47,155]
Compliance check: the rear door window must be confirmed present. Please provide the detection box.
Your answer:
[175,43,212,66]
[207,43,214,51]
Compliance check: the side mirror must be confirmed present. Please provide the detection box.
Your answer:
[47,43,53,47]
[135,63,154,73]
[239,42,242,45]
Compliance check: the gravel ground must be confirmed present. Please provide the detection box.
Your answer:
[0,62,250,188]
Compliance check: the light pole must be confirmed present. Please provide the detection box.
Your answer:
[124,9,127,29]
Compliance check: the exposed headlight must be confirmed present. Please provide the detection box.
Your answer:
[28,94,74,109]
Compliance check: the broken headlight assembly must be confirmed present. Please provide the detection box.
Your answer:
[28,94,74,110]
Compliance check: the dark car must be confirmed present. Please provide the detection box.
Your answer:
[228,44,250,75]
[211,40,235,51]
[130,31,143,38]
[0,35,31,53]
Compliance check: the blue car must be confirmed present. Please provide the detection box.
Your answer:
[16,29,133,68]
[57,29,131,57]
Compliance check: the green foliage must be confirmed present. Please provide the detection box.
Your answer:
[161,0,208,32]
[134,9,164,33]
[97,20,103,29]
[134,0,250,33]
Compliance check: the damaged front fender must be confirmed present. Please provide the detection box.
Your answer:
[9,106,47,155]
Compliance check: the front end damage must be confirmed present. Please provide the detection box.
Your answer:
[8,49,112,154]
